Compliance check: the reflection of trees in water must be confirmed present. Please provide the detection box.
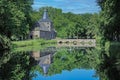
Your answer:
[29,47,100,76]
[1,44,119,80]
[0,50,11,68]
[48,48,100,76]
[96,43,120,80]
[0,51,34,80]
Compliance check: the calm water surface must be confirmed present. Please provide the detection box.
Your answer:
[31,47,99,80]
[0,46,119,80]
[33,69,98,80]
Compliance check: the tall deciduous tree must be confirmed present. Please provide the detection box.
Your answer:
[97,0,120,41]
[0,0,33,40]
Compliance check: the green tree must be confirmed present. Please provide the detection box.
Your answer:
[0,0,33,40]
[97,0,120,41]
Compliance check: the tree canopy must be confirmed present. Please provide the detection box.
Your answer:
[0,0,33,40]
[31,7,100,39]
[97,0,120,41]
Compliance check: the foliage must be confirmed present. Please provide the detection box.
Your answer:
[47,48,100,76]
[0,35,11,50]
[0,0,33,40]
[31,7,100,39]
[0,51,34,80]
[96,42,120,80]
[97,0,120,41]
[96,1,120,79]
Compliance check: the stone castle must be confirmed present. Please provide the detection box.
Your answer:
[30,9,56,39]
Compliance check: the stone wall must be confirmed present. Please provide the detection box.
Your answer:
[32,31,40,38]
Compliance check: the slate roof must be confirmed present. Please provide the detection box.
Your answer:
[39,9,52,22]
[32,9,53,31]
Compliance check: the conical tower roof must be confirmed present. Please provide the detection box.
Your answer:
[39,9,52,22]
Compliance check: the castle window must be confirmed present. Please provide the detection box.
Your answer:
[47,22,49,24]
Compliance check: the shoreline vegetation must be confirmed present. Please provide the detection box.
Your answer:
[12,39,57,47]
[10,39,57,52]
[1,34,120,52]
[11,38,120,52]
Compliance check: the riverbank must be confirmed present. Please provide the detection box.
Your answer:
[12,39,57,48]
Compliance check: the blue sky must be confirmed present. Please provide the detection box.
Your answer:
[32,0,100,14]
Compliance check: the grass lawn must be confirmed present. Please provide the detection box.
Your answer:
[12,39,57,48]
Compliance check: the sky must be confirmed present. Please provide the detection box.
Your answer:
[32,0,101,14]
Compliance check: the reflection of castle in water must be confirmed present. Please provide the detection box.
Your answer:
[30,47,56,75]
[30,47,88,75]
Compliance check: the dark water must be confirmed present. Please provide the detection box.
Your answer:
[0,46,120,80]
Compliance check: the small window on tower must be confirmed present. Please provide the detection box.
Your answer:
[47,22,49,24]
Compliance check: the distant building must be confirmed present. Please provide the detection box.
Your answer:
[30,9,56,39]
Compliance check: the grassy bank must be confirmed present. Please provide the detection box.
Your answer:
[12,39,57,48]
[12,45,54,52]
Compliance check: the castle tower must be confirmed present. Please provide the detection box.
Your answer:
[39,9,52,31]
[42,9,49,20]
[31,9,56,39]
